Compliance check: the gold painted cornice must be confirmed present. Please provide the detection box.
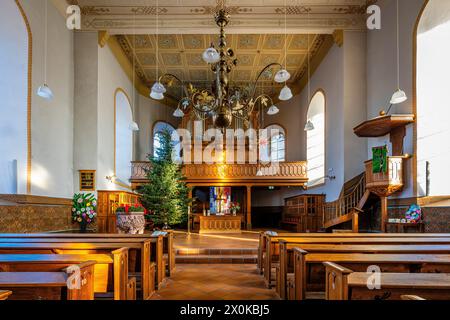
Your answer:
[333,29,344,47]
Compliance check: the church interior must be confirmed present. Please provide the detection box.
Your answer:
[1,0,450,304]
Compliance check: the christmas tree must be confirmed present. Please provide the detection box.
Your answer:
[139,129,191,228]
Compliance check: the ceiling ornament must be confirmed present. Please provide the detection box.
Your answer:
[150,8,293,130]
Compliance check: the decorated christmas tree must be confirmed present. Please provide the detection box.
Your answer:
[139,129,191,228]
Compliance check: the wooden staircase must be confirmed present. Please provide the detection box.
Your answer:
[323,173,370,232]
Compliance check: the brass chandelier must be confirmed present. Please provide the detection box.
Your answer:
[150,8,293,129]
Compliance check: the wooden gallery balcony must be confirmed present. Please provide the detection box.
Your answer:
[130,161,308,189]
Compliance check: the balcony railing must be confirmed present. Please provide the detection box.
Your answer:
[130,161,308,187]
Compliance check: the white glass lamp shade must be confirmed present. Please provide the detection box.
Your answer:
[267,105,279,115]
[202,47,220,64]
[304,120,315,131]
[274,69,291,83]
[390,89,407,104]
[129,121,139,131]
[279,85,293,101]
[150,82,166,100]
[173,108,185,118]
[37,84,54,100]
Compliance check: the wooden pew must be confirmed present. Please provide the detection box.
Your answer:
[324,262,450,300]
[0,250,132,300]
[0,290,12,300]
[0,236,165,291]
[0,239,156,300]
[277,241,450,299]
[257,231,450,274]
[0,232,173,279]
[258,231,450,274]
[294,250,450,300]
[0,261,95,300]
[401,295,426,300]
[264,235,450,288]
[0,231,176,276]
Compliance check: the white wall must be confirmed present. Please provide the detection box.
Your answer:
[97,44,136,191]
[20,0,74,198]
[73,32,98,192]
[366,0,426,198]
[0,0,28,194]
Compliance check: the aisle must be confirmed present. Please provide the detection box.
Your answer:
[150,264,279,300]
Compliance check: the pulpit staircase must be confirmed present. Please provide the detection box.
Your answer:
[323,173,371,232]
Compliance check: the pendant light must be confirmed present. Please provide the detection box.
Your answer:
[304,120,315,131]
[130,9,139,132]
[278,0,292,101]
[150,0,163,100]
[390,0,407,105]
[37,0,53,100]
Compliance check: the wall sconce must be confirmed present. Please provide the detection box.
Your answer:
[106,174,117,183]
[325,168,336,181]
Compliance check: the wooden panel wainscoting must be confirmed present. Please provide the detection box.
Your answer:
[198,215,242,234]
[97,191,141,233]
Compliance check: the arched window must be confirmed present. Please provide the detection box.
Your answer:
[261,124,285,162]
[153,121,180,160]
[306,91,325,187]
[115,89,133,184]
[0,1,29,194]
[416,0,450,196]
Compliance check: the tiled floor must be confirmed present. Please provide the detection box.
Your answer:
[151,264,279,300]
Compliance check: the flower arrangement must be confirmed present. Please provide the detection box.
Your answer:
[116,204,146,214]
[405,204,422,223]
[72,193,97,225]
[230,202,241,215]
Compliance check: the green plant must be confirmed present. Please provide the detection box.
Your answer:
[139,129,191,227]
[72,193,97,224]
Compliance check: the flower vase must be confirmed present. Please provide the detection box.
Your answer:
[80,220,87,233]
[232,209,237,216]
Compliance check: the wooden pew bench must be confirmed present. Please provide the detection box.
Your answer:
[0,234,167,288]
[257,231,450,274]
[0,231,175,277]
[324,262,450,300]
[0,261,95,300]
[293,250,450,300]
[0,240,156,300]
[277,241,450,299]
[0,290,12,300]
[0,250,133,300]
[264,236,450,288]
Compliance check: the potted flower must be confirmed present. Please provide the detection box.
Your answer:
[230,202,241,216]
[116,203,146,234]
[72,193,97,233]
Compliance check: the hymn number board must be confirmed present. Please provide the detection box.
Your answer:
[79,170,96,191]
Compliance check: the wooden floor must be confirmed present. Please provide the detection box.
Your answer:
[151,264,279,300]
[173,230,259,249]
[150,230,279,300]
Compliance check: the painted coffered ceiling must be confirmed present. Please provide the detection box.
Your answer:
[116,33,330,101]
[60,0,376,34]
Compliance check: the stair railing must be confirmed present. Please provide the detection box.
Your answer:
[323,174,366,226]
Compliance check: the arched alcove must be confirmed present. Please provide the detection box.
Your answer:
[306,90,326,187]
[153,121,180,161]
[0,0,30,194]
[115,89,133,184]
[416,0,450,196]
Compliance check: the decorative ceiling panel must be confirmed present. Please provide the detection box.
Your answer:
[116,32,328,101]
